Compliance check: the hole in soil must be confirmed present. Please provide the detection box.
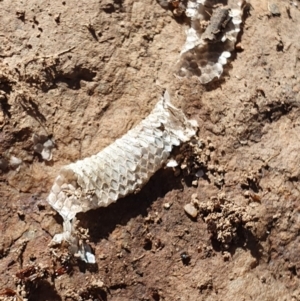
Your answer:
[55,66,96,90]
[143,238,152,251]
[80,287,107,301]
[28,280,62,301]
[102,4,115,14]
[0,94,11,118]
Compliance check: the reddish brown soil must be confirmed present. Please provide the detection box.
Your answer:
[1,0,300,300]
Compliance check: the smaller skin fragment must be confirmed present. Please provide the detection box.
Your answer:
[177,0,246,83]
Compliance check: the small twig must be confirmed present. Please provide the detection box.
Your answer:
[264,150,281,165]
[131,254,145,263]
[23,46,76,68]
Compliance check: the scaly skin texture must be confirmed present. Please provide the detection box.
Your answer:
[177,0,245,83]
[47,91,198,258]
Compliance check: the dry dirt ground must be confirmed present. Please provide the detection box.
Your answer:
[1,0,300,300]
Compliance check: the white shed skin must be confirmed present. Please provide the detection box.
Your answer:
[47,91,198,262]
[178,0,246,83]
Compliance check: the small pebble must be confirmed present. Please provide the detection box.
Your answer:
[208,143,215,150]
[181,163,187,169]
[163,202,171,209]
[184,203,198,218]
[9,156,22,169]
[180,251,191,265]
[268,2,281,16]
[196,169,204,177]
[235,42,244,51]
[191,193,198,202]
[166,159,178,167]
